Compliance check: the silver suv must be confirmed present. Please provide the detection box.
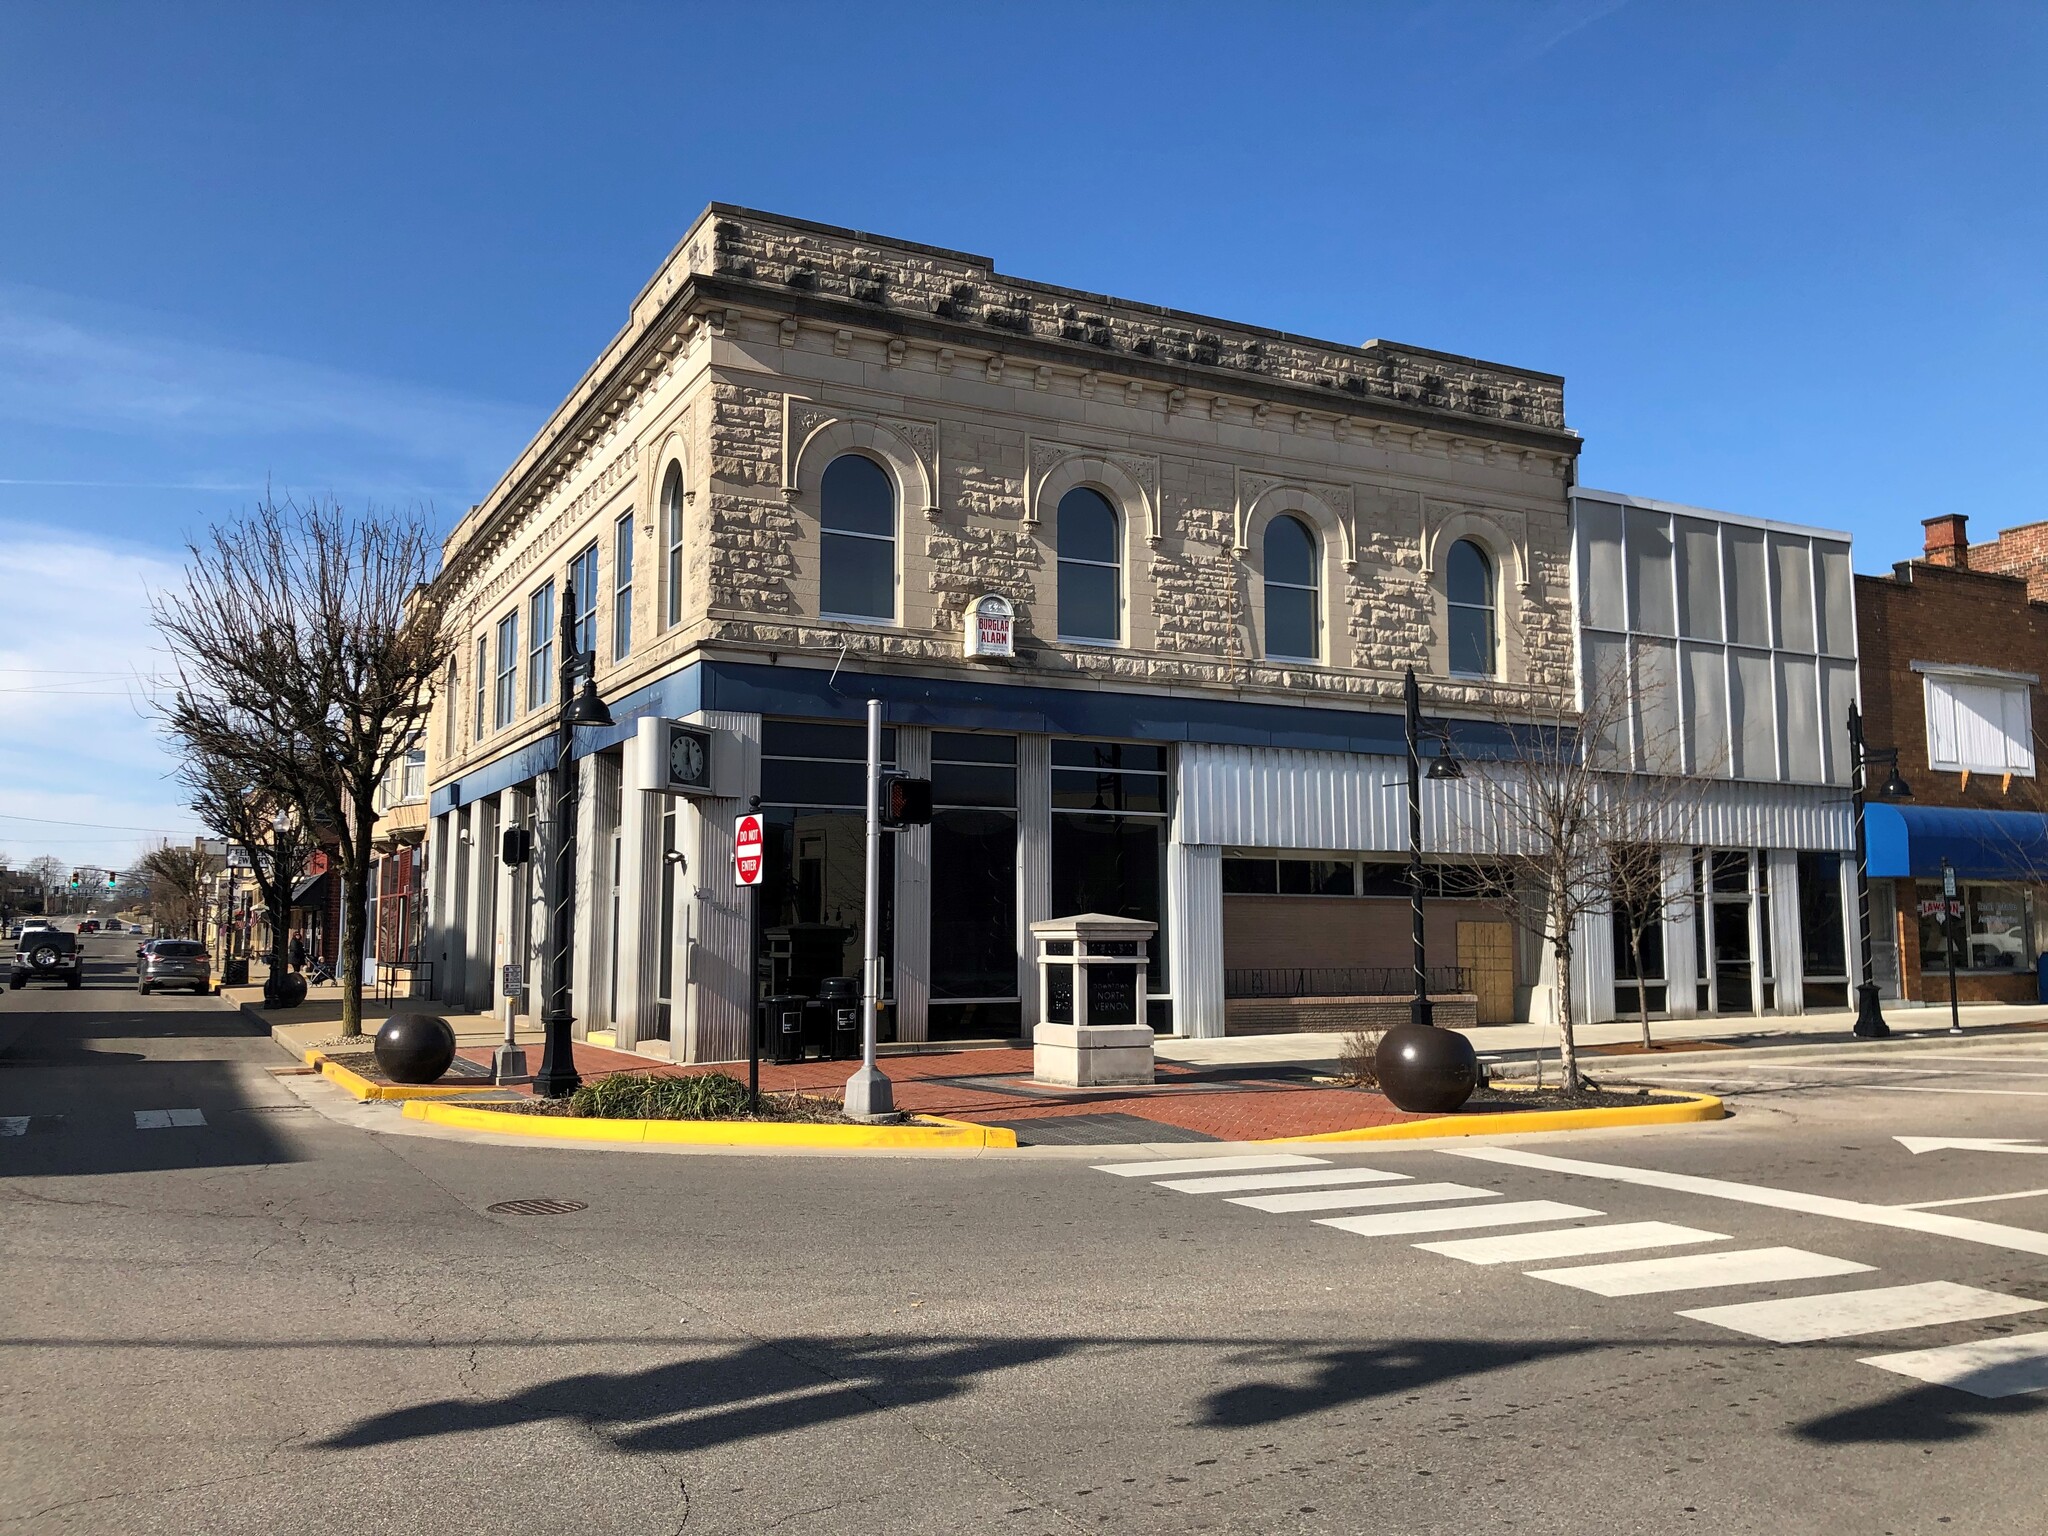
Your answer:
[138,940,213,996]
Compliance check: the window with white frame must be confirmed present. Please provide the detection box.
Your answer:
[493,612,518,729]
[662,463,685,629]
[1923,670,2036,776]
[819,453,896,621]
[473,636,487,741]
[569,544,599,658]
[527,581,555,710]
[613,512,634,660]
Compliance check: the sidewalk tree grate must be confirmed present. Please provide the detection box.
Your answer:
[486,1198,589,1216]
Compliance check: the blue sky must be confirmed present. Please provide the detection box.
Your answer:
[1,0,2044,868]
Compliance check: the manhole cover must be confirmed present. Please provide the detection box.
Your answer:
[486,1198,588,1216]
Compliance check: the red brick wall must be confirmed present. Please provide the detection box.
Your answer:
[1970,519,2048,604]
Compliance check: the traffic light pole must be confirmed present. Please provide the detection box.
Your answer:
[841,696,895,1121]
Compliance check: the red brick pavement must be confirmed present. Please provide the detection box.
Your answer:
[454,1040,1422,1140]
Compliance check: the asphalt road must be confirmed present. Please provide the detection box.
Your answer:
[5,937,2048,1534]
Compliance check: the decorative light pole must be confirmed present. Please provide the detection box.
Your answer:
[533,584,615,1099]
[1846,700,1911,1041]
[1374,667,1479,1113]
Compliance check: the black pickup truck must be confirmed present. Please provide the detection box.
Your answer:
[10,929,82,989]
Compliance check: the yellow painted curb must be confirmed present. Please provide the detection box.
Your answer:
[302,1049,504,1103]
[399,1098,1019,1150]
[1265,1090,1725,1143]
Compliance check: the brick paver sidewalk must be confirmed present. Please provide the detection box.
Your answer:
[451,1040,1426,1143]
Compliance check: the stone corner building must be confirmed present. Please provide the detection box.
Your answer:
[419,204,1586,1060]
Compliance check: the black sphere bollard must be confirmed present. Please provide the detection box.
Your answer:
[1374,1022,1479,1114]
[265,971,308,1009]
[374,1013,457,1084]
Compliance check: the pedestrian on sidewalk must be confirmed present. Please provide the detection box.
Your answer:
[289,934,306,973]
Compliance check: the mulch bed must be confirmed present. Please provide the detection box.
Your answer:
[502,1093,876,1126]
[1462,1082,1692,1112]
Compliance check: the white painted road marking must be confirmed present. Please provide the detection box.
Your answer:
[1528,1246,1873,1297]
[1450,1145,2048,1259]
[1900,1187,2048,1210]
[1229,1181,1498,1215]
[1155,1166,1408,1194]
[1862,1330,2048,1398]
[1095,1154,1328,1178]
[133,1109,206,1130]
[1896,1137,2048,1156]
[1680,1281,2046,1343]
[1417,1221,1730,1267]
[0,1117,27,1136]
[1317,1200,1602,1238]
[1862,1085,2048,1099]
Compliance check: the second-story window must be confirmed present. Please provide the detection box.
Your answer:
[613,512,634,660]
[1263,515,1320,662]
[1448,538,1498,678]
[527,581,555,709]
[493,612,519,729]
[473,636,487,741]
[662,463,685,629]
[1057,487,1121,644]
[819,453,896,622]
[443,659,458,757]
[569,543,599,658]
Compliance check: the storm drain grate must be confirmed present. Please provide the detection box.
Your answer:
[486,1198,589,1216]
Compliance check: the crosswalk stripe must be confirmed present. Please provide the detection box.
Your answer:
[1156,1166,1408,1194]
[1527,1246,1873,1297]
[134,1109,206,1130]
[1417,1221,1730,1266]
[1094,1154,1329,1178]
[0,1116,27,1137]
[1680,1282,2047,1343]
[1861,1330,2048,1397]
[1229,1181,1498,1215]
[1317,1200,1602,1237]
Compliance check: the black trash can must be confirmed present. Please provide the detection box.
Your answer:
[760,993,808,1066]
[222,957,249,988]
[817,975,862,1060]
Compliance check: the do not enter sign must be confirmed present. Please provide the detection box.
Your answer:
[733,812,764,887]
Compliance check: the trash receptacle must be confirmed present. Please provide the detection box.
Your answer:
[2036,953,2048,1005]
[759,993,807,1066]
[818,976,862,1060]
[222,957,249,988]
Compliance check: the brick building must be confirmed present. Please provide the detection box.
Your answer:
[1856,513,2048,1005]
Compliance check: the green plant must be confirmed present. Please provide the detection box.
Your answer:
[569,1071,754,1121]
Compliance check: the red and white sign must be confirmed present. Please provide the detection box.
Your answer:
[962,593,1015,659]
[1918,899,1964,919]
[733,813,764,887]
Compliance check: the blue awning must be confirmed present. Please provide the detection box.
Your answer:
[1864,803,2048,881]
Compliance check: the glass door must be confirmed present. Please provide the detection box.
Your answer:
[1712,900,1754,1013]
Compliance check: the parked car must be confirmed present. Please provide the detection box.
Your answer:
[11,929,82,990]
[137,939,212,995]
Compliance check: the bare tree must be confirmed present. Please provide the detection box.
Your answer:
[24,855,65,915]
[174,739,315,994]
[138,842,216,937]
[153,495,451,1036]
[1460,646,1710,1087]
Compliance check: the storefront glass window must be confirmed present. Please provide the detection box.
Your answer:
[1797,853,1846,979]
[1916,882,2033,974]
[759,720,895,1003]
[1052,739,1171,1029]
[930,732,1019,1039]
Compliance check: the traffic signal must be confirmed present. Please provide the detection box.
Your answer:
[105,872,118,891]
[68,870,79,891]
[877,774,933,828]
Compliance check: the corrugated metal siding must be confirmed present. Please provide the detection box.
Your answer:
[1178,743,1855,854]
[1168,842,1224,1038]
[684,711,762,1064]
[893,726,932,1043]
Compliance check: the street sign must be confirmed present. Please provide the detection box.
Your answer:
[1942,865,1958,898]
[733,813,765,886]
[501,964,524,996]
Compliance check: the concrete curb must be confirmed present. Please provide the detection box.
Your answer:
[399,1099,1021,1150]
[1265,1090,1725,1142]
[303,1049,502,1103]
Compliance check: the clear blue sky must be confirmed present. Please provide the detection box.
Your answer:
[1,0,2044,867]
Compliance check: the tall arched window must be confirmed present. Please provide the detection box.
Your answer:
[819,453,896,621]
[1448,538,1497,677]
[1057,486,1121,643]
[661,463,685,629]
[1263,515,1319,661]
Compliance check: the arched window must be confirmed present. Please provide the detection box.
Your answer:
[661,463,685,629]
[1263,515,1319,661]
[819,453,896,621]
[1057,486,1121,643]
[1447,538,1497,677]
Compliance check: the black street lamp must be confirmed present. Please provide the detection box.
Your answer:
[1374,668,1479,1113]
[533,584,614,1099]
[1847,700,1911,1040]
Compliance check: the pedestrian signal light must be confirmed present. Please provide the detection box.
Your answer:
[877,774,933,828]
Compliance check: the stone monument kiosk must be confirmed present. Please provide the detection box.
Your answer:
[1030,913,1157,1087]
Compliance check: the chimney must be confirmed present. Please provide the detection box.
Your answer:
[1923,514,1969,568]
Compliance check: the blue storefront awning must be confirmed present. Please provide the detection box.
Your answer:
[1864,802,2048,881]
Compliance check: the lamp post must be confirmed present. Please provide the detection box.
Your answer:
[1847,700,1911,1040]
[1374,667,1478,1113]
[268,808,290,997]
[533,584,615,1099]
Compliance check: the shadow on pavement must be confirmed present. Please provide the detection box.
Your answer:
[1795,1381,2047,1444]
[314,1332,1603,1454]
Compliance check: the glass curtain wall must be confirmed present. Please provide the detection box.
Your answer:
[1050,740,1172,1030]
[929,732,1020,1039]
[758,720,896,1008]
